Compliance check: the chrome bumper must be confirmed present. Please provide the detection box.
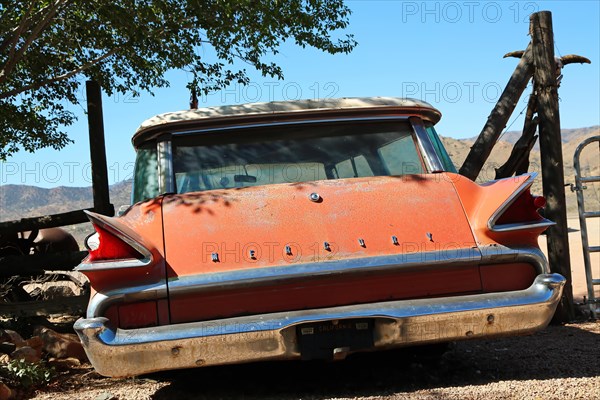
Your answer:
[75,273,565,377]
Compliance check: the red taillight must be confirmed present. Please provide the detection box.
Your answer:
[86,224,143,262]
[496,189,545,225]
[533,195,546,209]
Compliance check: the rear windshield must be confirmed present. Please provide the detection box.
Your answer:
[172,120,425,193]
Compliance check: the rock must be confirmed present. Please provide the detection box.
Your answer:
[0,382,13,400]
[0,330,25,348]
[0,342,16,355]
[95,392,117,400]
[36,327,88,362]
[10,346,40,363]
[25,336,43,358]
[43,285,75,299]
[47,357,81,371]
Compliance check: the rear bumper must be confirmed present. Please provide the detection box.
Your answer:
[75,273,565,377]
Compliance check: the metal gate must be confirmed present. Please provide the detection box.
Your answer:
[572,135,600,318]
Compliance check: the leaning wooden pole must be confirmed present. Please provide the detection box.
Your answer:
[494,93,538,179]
[459,43,534,181]
[530,11,575,322]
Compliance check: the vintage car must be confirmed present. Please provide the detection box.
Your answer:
[74,97,565,377]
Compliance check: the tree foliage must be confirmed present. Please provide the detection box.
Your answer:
[0,0,355,160]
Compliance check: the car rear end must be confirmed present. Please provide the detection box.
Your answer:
[74,98,564,377]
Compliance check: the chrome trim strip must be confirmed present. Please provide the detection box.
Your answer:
[478,245,549,274]
[409,117,444,173]
[167,248,481,295]
[157,139,174,195]
[78,258,151,271]
[492,220,555,232]
[75,273,565,377]
[170,116,412,136]
[84,246,548,319]
[85,247,480,318]
[86,281,168,319]
[487,172,554,232]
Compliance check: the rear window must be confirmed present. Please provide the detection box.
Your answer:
[172,121,426,193]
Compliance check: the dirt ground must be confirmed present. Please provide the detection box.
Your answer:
[30,321,599,400]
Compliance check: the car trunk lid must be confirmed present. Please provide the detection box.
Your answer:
[162,174,481,322]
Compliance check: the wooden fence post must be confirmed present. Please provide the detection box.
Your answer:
[530,11,575,322]
[86,80,113,217]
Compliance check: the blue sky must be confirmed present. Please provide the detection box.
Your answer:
[1,0,598,188]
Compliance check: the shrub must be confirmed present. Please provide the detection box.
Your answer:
[1,359,56,389]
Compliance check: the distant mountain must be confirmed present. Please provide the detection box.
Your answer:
[0,180,132,247]
[446,126,599,183]
[468,126,599,146]
[0,180,131,223]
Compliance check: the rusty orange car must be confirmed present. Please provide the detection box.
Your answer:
[74,97,565,377]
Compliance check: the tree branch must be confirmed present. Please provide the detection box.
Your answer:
[0,2,36,65]
[0,47,121,99]
[0,0,70,85]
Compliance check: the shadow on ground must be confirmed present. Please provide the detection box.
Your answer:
[144,323,599,400]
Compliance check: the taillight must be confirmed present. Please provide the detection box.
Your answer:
[86,224,144,262]
[496,189,545,225]
[533,195,546,209]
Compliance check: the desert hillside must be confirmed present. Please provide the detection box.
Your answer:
[442,125,599,214]
[0,181,131,247]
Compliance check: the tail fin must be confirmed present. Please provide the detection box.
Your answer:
[452,173,554,246]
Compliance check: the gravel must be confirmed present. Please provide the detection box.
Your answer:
[31,321,600,400]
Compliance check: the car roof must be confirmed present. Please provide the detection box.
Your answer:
[133,97,441,146]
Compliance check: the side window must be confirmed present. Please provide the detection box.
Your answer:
[378,135,425,175]
[425,125,457,172]
[335,156,374,178]
[132,147,159,203]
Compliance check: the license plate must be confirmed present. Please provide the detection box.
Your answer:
[296,319,374,360]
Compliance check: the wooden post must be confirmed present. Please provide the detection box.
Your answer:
[0,251,88,277]
[86,81,113,216]
[459,43,534,181]
[530,11,575,322]
[0,208,92,235]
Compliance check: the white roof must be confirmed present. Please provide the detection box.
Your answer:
[135,97,438,134]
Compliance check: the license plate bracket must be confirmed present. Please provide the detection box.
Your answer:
[296,319,374,360]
